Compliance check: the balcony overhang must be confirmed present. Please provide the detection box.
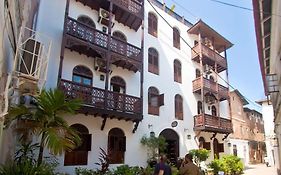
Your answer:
[75,0,143,31]
[187,20,233,53]
[194,114,233,134]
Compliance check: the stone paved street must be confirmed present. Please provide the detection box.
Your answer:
[243,164,278,175]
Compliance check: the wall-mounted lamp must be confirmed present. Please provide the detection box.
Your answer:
[150,131,155,137]
[148,124,153,129]
[184,128,189,132]
[227,143,231,147]
[187,134,191,140]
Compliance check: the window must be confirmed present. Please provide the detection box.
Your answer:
[233,145,238,156]
[148,48,159,75]
[199,137,210,150]
[108,128,126,164]
[112,31,127,42]
[110,76,126,93]
[64,124,91,166]
[72,65,93,86]
[209,75,214,81]
[195,69,201,78]
[148,12,157,37]
[148,87,164,115]
[174,60,182,83]
[77,15,95,28]
[197,101,203,114]
[173,27,180,49]
[211,106,217,116]
[175,94,183,120]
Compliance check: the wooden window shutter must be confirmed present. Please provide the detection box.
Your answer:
[158,94,164,106]
[119,136,126,151]
[85,134,92,151]
[203,142,211,150]
[218,143,224,152]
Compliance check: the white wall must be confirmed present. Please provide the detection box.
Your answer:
[229,139,249,166]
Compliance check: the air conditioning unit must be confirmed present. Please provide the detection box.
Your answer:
[94,57,107,73]
[203,64,212,74]
[98,8,115,27]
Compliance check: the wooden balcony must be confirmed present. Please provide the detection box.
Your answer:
[191,44,227,73]
[59,79,143,122]
[76,0,143,30]
[194,113,233,134]
[64,17,142,72]
[192,77,229,101]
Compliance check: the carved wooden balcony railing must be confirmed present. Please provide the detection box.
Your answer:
[192,77,229,101]
[59,79,142,122]
[194,113,233,133]
[112,0,143,19]
[64,17,142,72]
[191,44,227,72]
[75,0,143,30]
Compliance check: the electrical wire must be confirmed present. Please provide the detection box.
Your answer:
[209,0,281,17]
[147,0,261,109]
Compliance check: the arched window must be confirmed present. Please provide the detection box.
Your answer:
[77,15,96,28]
[110,76,126,93]
[173,27,180,49]
[112,31,127,42]
[148,12,157,37]
[211,106,217,116]
[148,87,160,115]
[213,138,219,159]
[108,128,126,164]
[196,69,201,78]
[72,65,93,86]
[199,137,211,150]
[148,48,159,75]
[197,101,203,114]
[174,60,182,83]
[64,124,91,166]
[175,94,183,120]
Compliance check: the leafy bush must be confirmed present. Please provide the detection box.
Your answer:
[94,147,111,174]
[140,135,167,162]
[189,149,210,166]
[113,165,142,175]
[0,159,57,175]
[208,155,244,175]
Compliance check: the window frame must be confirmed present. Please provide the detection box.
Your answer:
[72,65,93,86]
[175,94,183,120]
[148,48,159,75]
[173,27,180,49]
[174,60,182,83]
[148,12,158,37]
[148,87,160,116]
[108,128,126,164]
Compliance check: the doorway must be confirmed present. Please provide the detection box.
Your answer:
[159,129,179,164]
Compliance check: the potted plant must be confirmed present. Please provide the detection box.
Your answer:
[140,134,167,167]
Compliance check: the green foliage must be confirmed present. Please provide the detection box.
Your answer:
[208,155,244,175]
[189,149,210,166]
[208,159,223,175]
[0,159,57,175]
[171,165,180,175]
[140,135,167,161]
[94,147,111,174]
[75,167,99,175]
[113,165,142,175]
[6,88,82,165]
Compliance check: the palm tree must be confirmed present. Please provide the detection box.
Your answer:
[6,88,82,166]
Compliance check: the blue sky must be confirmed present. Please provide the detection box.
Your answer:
[163,0,264,111]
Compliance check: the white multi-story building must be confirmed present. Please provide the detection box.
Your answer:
[1,0,233,173]
[256,99,279,167]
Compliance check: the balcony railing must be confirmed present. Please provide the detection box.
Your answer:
[65,17,142,62]
[194,113,232,133]
[112,0,143,19]
[192,77,229,100]
[59,79,142,119]
[191,44,227,71]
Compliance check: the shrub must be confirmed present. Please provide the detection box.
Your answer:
[113,165,142,175]
[208,155,244,175]
[189,149,210,166]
